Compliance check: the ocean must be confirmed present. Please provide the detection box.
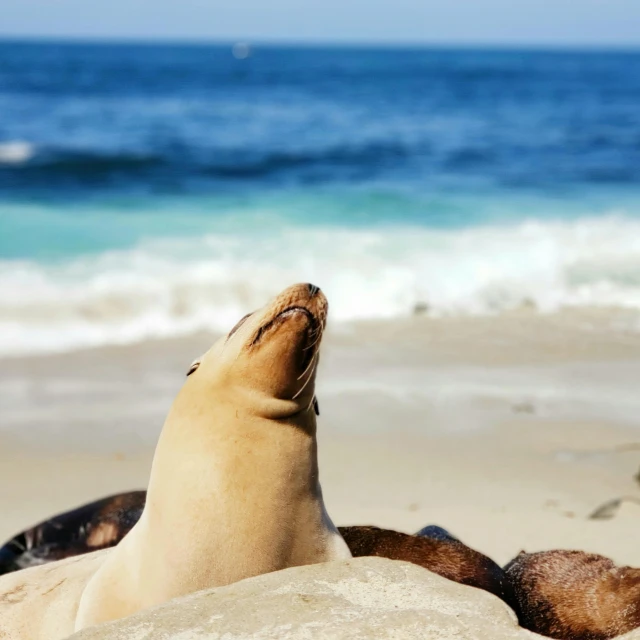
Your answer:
[2,40,640,356]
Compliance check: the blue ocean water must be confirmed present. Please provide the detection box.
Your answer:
[2,41,640,354]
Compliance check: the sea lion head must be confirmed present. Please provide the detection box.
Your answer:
[184,283,327,418]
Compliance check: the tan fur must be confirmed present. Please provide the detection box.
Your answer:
[505,550,640,639]
[0,551,108,640]
[85,523,121,549]
[0,283,350,640]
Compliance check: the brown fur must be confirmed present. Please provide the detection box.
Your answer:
[504,550,640,640]
[0,492,146,574]
[339,525,517,613]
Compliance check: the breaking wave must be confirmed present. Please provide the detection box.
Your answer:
[3,216,640,356]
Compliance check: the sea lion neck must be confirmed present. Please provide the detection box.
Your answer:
[125,392,326,605]
[231,383,320,424]
[175,373,319,426]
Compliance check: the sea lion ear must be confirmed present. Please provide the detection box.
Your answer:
[313,397,320,416]
[186,358,201,377]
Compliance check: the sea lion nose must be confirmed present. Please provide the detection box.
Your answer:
[307,283,320,298]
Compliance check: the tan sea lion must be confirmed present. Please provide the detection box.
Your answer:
[504,549,640,639]
[0,282,350,639]
[339,525,518,613]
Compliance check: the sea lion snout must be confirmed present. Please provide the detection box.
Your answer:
[268,282,326,318]
[250,283,327,352]
[245,284,327,398]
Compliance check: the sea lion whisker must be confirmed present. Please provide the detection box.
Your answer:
[297,352,318,393]
[292,372,313,400]
[302,329,323,351]
[306,394,320,415]
[297,347,320,381]
[293,350,319,400]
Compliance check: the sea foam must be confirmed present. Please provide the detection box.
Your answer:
[0,141,34,165]
[2,216,640,356]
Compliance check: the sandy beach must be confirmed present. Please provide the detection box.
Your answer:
[1,308,640,570]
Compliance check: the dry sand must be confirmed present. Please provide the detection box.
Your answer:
[1,308,640,568]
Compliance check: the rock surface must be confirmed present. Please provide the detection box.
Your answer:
[67,557,640,640]
[67,557,530,639]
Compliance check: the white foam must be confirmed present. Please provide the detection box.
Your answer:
[0,141,34,164]
[2,216,640,356]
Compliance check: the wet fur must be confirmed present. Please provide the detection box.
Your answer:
[505,550,640,639]
[0,493,145,575]
[339,525,518,612]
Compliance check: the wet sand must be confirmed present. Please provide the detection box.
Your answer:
[2,309,640,567]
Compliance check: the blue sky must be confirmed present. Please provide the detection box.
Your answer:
[2,0,639,47]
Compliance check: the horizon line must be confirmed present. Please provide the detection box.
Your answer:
[1,34,639,53]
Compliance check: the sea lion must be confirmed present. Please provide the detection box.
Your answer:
[504,549,640,639]
[0,492,145,575]
[1,501,513,611]
[339,525,517,612]
[2,505,516,622]
[2,503,519,622]
[0,282,350,640]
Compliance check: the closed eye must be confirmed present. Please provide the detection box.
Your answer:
[186,359,201,377]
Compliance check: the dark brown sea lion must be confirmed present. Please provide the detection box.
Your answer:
[0,491,146,575]
[504,549,640,640]
[338,524,518,613]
